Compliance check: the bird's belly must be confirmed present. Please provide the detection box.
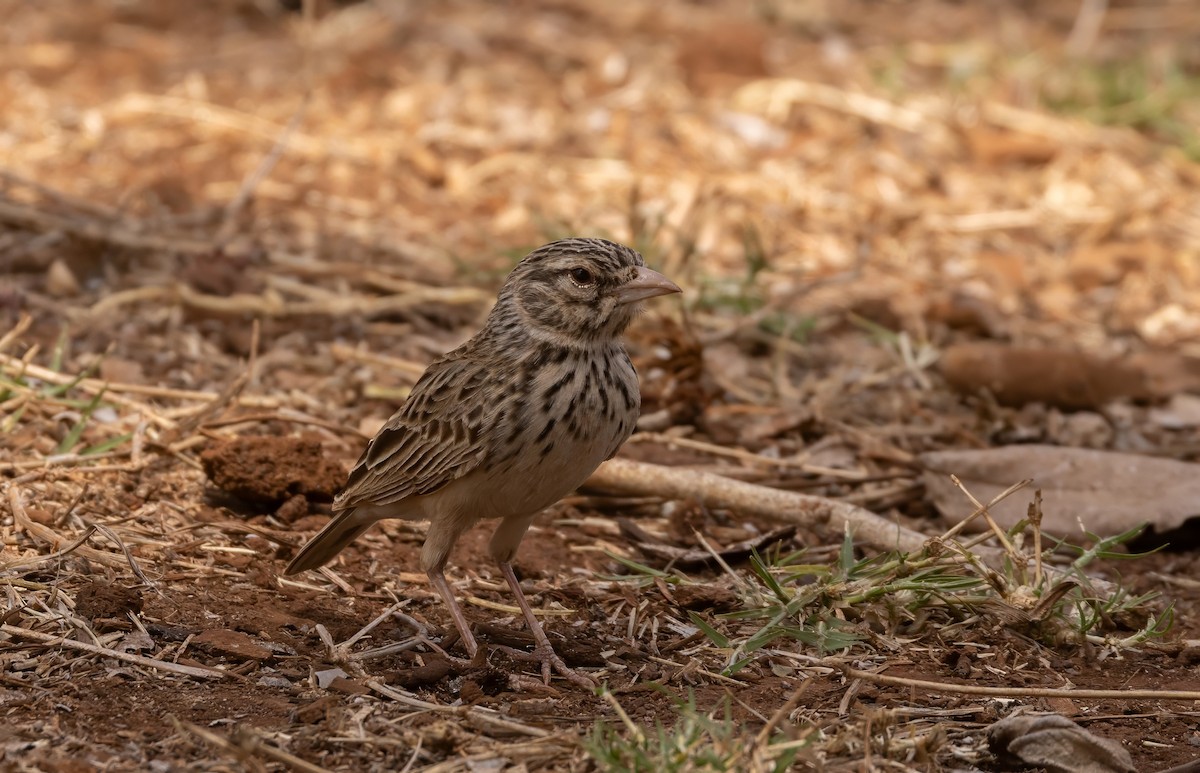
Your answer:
[502,435,610,515]
[442,430,616,521]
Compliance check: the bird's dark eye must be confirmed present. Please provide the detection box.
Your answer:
[568,267,595,285]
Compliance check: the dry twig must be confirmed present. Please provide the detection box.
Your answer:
[1,624,228,680]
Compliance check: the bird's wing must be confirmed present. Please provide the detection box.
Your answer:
[334,352,493,511]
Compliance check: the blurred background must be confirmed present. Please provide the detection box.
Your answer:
[3,0,1199,352]
[4,2,1200,770]
[5,0,1200,467]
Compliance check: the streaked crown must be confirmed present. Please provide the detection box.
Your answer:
[495,238,674,346]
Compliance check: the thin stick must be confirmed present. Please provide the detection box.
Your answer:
[949,474,1018,556]
[843,665,1200,701]
[0,350,278,406]
[2,624,227,680]
[84,281,489,320]
[937,478,1032,542]
[9,485,127,570]
[340,600,409,649]
[599,688,645,742]
[1066,0,1109,58]
[0,525,97,572]
[91,522,156,590]
[465,595,574,617]
[0,169,123,220]
[0,351,177,430]
[628,432,876,479]
[754,677,812,746]
[217,97,309,245]
[0,199,213,254]
[1030,489,1045,587]
[589,458,930,554]
[201,410,367,438]
[0,313,32,355]
[173,717,332,773]
[367,681,551,737]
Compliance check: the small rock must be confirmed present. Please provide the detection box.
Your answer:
[315,667,349,689]
[99,357,146,385]
[1150,394,1200,429]
[45,258,81,297]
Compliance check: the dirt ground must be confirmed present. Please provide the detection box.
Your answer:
[3,1,1200,771]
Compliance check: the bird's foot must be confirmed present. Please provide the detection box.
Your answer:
[421,632,487,671]
[496,643,596,688]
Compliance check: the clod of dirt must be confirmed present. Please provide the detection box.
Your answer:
[461,667,510,700]
[327,676,370,695]
[74,580,143,622]
[200,436,345,508]
[673,584,739,612]
[191,628,274,661]
[275,493,310,523]
[293,695,339,725]
[389,655,453,688]
[182,249,258,296]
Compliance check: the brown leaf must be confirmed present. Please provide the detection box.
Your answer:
[191,629,273,661]
[677,17,768,91]
[921,445,1200,538]
[987,714,1135,773]
[965,127,1059,166]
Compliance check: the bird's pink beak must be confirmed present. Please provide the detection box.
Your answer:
[614,266,681,305]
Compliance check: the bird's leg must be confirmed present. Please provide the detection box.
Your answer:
[426,566,479,658]
[498,561,595,688]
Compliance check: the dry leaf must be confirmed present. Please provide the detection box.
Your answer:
[965,126,1060,166]
[987,714,1135,773]
[920,445,1200,538]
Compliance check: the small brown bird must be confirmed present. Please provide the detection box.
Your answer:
[286,238,680,685]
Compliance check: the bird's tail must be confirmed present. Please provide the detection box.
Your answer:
[285,508,375,575]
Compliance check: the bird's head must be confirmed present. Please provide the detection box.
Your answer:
[499,238,680,346]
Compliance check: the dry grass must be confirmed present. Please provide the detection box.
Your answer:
[3,1,1200,771]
